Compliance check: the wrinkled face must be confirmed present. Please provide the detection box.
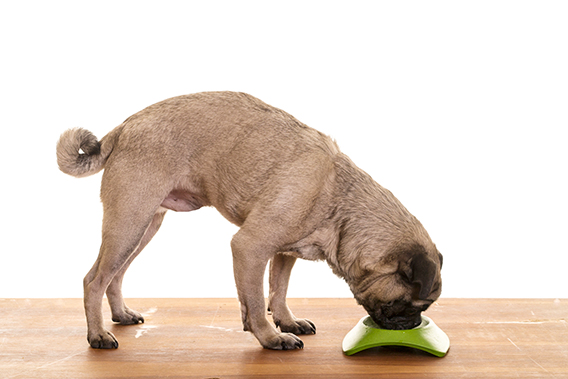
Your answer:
[353,250,443,330]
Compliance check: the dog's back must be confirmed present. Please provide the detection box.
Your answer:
[57,91,341,226]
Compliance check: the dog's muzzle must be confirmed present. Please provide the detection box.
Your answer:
[371,313,422,330]
[370,300,432,330]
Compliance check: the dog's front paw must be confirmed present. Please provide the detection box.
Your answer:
[112,307,145,325]
[88,330,119,349]
[262,332,304,350]
[276,318,316,335]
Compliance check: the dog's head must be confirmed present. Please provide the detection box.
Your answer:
[350,244,443,330]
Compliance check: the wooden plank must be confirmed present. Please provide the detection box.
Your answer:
[0,298,566,378]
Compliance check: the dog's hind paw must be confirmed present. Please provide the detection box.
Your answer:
[88,330,119,349]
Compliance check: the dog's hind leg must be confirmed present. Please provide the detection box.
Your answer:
[268,254,316,335]
[83,187,165,349]
[105,209,166,325]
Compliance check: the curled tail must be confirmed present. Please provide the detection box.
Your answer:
[56,127,120,177]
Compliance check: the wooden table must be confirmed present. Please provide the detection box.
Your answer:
[1,298,566,378]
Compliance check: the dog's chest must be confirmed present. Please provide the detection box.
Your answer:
[282,245,325,261]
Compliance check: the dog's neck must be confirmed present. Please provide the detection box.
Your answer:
[322,154,433,285]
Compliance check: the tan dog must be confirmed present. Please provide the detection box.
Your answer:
[56,92,443,350]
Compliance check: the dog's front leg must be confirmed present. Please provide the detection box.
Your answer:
[268,254,316,335]
[231,232,304,350]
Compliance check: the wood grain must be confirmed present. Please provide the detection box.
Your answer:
[1,298,566,378]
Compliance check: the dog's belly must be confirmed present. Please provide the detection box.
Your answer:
[160,190,204,212]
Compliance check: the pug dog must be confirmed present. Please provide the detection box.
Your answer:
[56,92,443,350]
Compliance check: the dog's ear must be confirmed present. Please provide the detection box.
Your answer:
[411,253,437,300]
[399,248,438,300]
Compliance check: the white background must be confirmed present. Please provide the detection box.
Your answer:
[1,1,566,299]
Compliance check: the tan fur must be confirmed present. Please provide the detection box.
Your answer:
[56,92,442,350]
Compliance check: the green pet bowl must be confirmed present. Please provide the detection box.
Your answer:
[342,315,450,357]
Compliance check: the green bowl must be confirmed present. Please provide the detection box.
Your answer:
[342,315,450,357]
